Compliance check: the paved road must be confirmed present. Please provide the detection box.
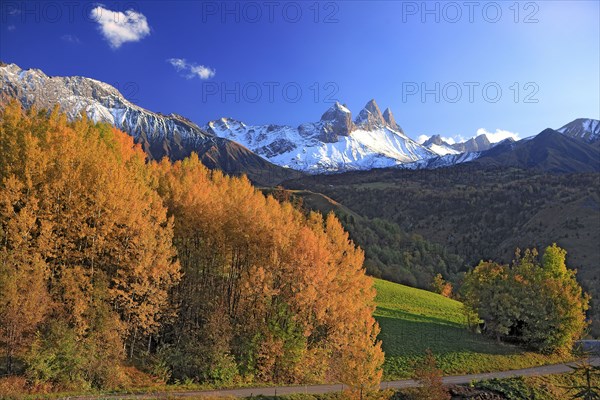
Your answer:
[63,357,599,399]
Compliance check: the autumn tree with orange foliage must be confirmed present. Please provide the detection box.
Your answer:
[410,349,450,400]
[0,102,383,392]
[431,274,452,298]
[0,102,180,388]
[153,155,383,389]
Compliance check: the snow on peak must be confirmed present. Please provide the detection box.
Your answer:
[0,63,213,162]
[426,143,460,156]
[330,101,351,114]
[321,102,352,121]
[206,100,437,173]
[421,135,460,156]
[557,118,600,143]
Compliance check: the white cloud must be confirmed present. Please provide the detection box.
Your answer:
[416,135,429,144]
[167,58,216,80]
[417,129,519,146]
[168,58,187,70]
[90,6,150,49]
[416,134,462,145]
[441,136,458,145]
[7,25,16,31]
[476,128,520,143]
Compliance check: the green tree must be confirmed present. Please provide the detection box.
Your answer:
[542,243,568,277]
[462,246,588,353]
[462,261,522,341]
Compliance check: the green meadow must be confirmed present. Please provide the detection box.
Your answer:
[373,279,573,379]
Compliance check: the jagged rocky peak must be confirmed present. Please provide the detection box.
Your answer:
[423,134,447,147]
[451,134,492,153]
[318,101,355,143]
[0,63,124,111]
[355,99,386,130]
[474,134,491,147]
[320,101,351,121]
[382,107,403,133]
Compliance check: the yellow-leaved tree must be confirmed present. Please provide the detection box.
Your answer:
[1,102,382,392]
[153,155,383,389]
[0,101,180,388]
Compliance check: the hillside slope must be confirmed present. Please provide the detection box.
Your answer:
[472,129,600,172]
[271,189,467,288]
[374,279,574,379]
[285,167,600,336]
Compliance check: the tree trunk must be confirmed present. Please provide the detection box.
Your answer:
[130,327,138,359]
[6,352,12,374]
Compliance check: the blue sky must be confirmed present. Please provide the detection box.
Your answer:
[1,0,599,143]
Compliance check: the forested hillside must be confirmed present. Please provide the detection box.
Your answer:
[266,189,467,290]
[0,102,383,392]
[285,166,600,336]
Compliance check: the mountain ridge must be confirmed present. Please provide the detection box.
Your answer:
[557,118,600,143]
[205,99,436,173]
[471,128,600,173]
[2,62,599,178]
[0,62,300,186]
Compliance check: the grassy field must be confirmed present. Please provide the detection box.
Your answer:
[374,278,574,379]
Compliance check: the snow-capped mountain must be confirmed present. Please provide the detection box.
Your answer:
[422,135,460,156]
[0,63,212,157]
[3,62,595,178]
[557,118,600,143]
[0,62,299,185]
[205,100,436,173]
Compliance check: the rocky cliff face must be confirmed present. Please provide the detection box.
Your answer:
[423,135,447,147]
[451,134,492,153]
[383,107,403,133]
[318,102,354,142]
[355,99,386,130]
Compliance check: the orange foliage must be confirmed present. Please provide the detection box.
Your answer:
[0,102,382,391]
[0,101,180,378]
[154,154,383,388]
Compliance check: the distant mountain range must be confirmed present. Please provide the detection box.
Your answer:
[205,100,437,173]
[0,62,299,186]
[470,128,600,173]
[1,62,599,179]
[408,121,599,173]
[422,133,495,155]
